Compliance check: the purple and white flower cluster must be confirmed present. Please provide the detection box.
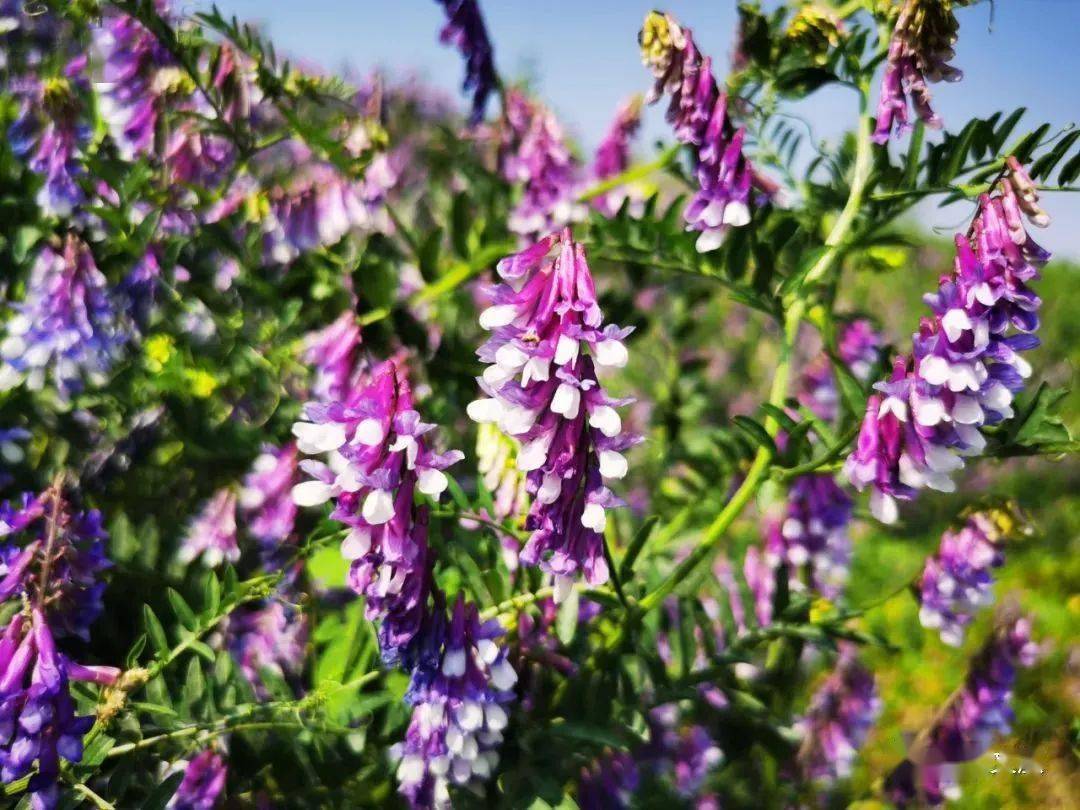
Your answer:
[0,487,120,809]
[885,608,1039,806]
[795,647,881,783]
[590,95,644,217]
[178,488,239,569]
[764,474,853,601]
[500,90,585,238]
[845,160,1050,523]
[239,443,300,555]
[434,0,498,125]
[226,596,308,699]
[918,510,1008,647]
[8,59,90,218]
[167,748,228,810]
[643,704,724,798]
[577,750,639,810]
[394,598,516,809]
[0,235,127,399]
[873,0,964,143]
[799,319,882,422]
[639,11,774,251]
[468,229,639,602]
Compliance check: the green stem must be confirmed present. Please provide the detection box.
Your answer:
[638,87,876,614]
[71,782,115,810]
[577,144,682,202]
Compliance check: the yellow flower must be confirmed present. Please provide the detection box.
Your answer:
[184,369,218,399]
[810,597,836,623]
[144,335,174,372]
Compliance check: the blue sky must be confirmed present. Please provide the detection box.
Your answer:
[198,1,1080,256]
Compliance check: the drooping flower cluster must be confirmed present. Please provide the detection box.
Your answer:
[785,4,846,64]
[794,647,881,783]
[168,748,228,810]
[873,0,966,143]
[764,474,854,601]
[885,608,1039,806]
[239,443,300,555]
[577,750,639,810]
[845,160,1050,523]
[394,598,516,809]
[0,486,120,809]
[500,90,584,238]
[8,60,90,217]
[303,311,365,404]
[468,229,638,602]
[92,4,178,161]
[590,95,644,217]
[798,319,882,422]
[434,0,498,125]
[226,596,308,699]
[0,235,127,398]
[639,11,773,251]
[291,360,462,666]
[918,510,1011,646]
[178,488,239,569]
[643,705,724,798]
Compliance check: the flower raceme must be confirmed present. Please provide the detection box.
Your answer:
[168,748,228,810]
[239,443,300,554]
[178,487,239,569]
[845,160,1050,523]
[590,95,644,218]
[394,598,516,809]
[873,0,966,143]
[0,487,120,809]
[468,229,639,602]
[639,11,774,251]
[434,0,498,126]
[290,360,462,666]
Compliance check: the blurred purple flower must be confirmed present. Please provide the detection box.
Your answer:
[434,0,497,125]
[168,749,227,810]
[179,488,239,568]
[577,750,638,809]
[591,95,644,217]
[240,443,299,554]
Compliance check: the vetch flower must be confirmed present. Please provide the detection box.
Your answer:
[168,749,227,810]
[239,443,300,554]
[795,647,882,783]
[845,162,1050,523]
[643,704,723,798]
[469,230,639,602]
[394,598,516,809]
[178,488,239,568]
[434,0,497,125]
[8,61,90,217]
[873,0,966,143]
[885,606,1039,806]
[291,360,462,666]
[500,90,585,238]
[303,311,365,404]
[590,95,644,217]
[577,750,639,810]
[764,474,853,601]
[639,11,774,251]
[798,319,882,422]
[918,510,1011,646]
[227,595,308,699]
[0,235,127,398]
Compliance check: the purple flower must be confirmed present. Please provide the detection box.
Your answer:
[640,12,774,251]
[0,235,127,398]
[92,4,177,161]
[120,245,166,330]
[434,0,497,125]
[178,488,239,568]
[0,484,119,808]
[227,596,308,699]
[798,319,882,422]
[873,0,963,143]
[291,360,461,666]
[394,598,516,809]
[168,749,227,810]
[591,95,644,217]
[845,163,1050,523]
[8,60,90,217]
[643,705,723,798]
[885,607,1039,806]
[303,312,365,404]
[500,90,584,238]
[743,544,775,627]
[764,474,853,601]
[918,511,1009,646]
[468,230,639,602]
[795,647,881,783]
[239,444,299,553]
[577,750,639,810]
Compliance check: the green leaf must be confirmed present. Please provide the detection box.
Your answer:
[1030,129,1080,180]
[902,120,925,188]
[940,119,980,183]
[202,572,221,617]
[618,516,659,580]
[167,589,197,631]
[181,657,205,709]
[990,107,1027,154]
[143,606,169,657]
[125,634,147,669]
[418,227,444,282]
[1008,383,1073,448]
[732,416,777,456]
[556,586,580,646]
[774,67,837,98]
[1009,123,1050,165]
